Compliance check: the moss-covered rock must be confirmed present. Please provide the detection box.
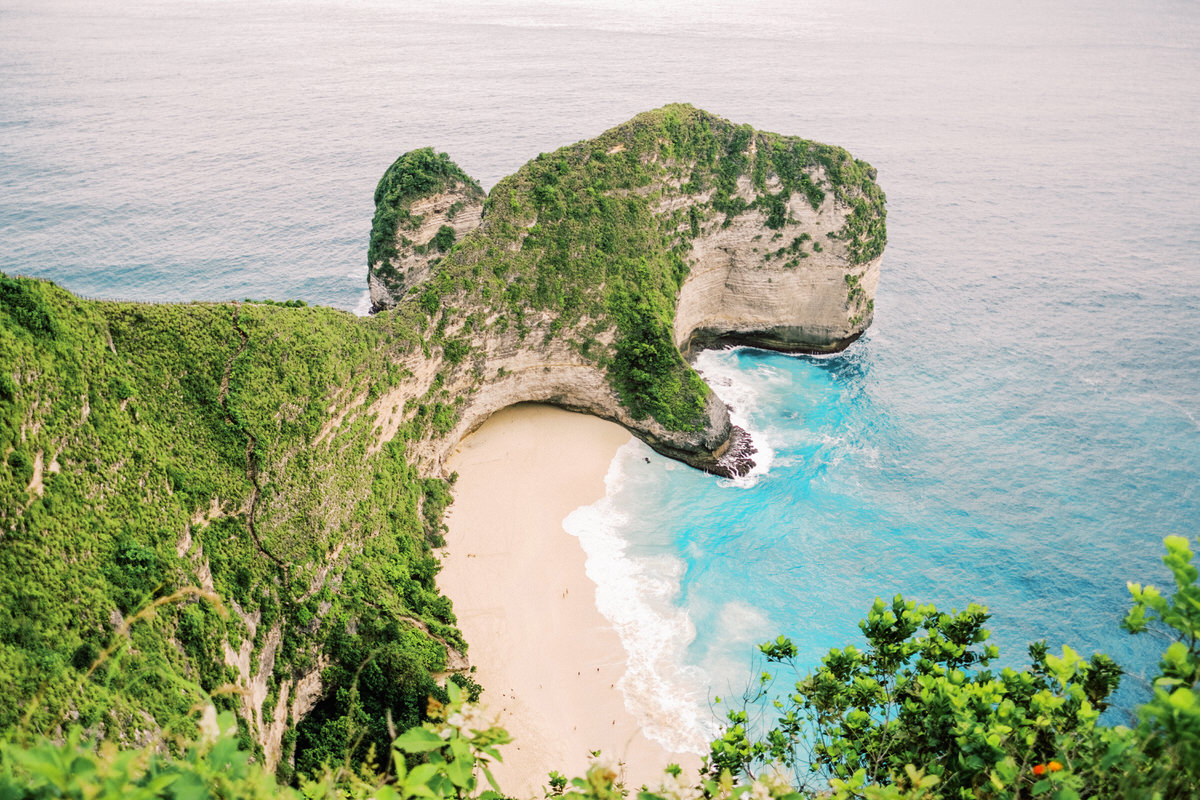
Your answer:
[368,104,885,474]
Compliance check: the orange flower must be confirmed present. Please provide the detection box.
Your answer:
[1049,761,1063,772]
[1032,764,1047,776]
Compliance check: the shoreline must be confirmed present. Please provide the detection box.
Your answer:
[438,404,699,797]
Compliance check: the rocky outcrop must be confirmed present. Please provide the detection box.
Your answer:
[368,189,484,311]
[391,324,749,477]
[368,149,486,312]
[674,175,880,356]
[367,106,885,477]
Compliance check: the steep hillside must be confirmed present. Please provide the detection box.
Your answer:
[0,278,466,778]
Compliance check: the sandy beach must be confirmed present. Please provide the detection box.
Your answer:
[438,404,699,797]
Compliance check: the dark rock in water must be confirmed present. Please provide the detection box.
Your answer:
[713,426,758,478]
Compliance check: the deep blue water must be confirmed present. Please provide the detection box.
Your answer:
[3,0,1198,754]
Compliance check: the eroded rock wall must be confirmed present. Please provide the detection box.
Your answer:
[357,312,742,479]
[673,177,879,356]
[369,188,485,311]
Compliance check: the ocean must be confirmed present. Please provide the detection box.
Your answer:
[3,0,1198,755]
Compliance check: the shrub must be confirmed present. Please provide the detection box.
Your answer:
[710,536,1200,799]
[106,539,162,614]
[0,276,57,337]
[442,339,469,365]
[7,449,33,486]
[432,225,457,253]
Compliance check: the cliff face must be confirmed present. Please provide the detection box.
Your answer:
[368,105,885,476]
[0,283,476,774]
[674,174,880,356]
[368,313,745,477]
[368,189,485,311]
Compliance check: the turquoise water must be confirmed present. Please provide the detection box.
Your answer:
[569,333,1198,750]
[4,0,1198,754]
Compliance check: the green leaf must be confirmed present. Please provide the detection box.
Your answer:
[171,772,210,800]
[446,753,472,788]
[480,763,503,794]
[992,756,1018,784]
[67,755,96,779]
[1168,687,1197,710]
[403,763,441,797]
[394,727,449,753]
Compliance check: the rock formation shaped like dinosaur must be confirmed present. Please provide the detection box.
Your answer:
[367,105,885,477]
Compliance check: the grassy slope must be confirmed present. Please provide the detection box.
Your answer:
[0,276,463,778]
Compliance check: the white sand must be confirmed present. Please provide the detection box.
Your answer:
[438,404,699,798]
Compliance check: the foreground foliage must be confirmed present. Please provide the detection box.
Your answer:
[1,538,1196,799]
[711,536,1200,799]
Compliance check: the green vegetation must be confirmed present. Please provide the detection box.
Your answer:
[0,105,894,789]
[709,536,1200,799]
[1,538,1196,800]
[845,273,869,327]
[368,148,484,268]
[0,274,466,778]
[432,226,457,253]
[243,298,309,308]
[370,105,886,432]
[23,103,1194,799]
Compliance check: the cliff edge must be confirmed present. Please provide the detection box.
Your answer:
[367,105,885,477]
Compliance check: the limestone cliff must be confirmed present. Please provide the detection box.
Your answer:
[673,172,880,357]
[368,105,885,476]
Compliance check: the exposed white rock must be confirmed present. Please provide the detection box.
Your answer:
[674,198,878,356]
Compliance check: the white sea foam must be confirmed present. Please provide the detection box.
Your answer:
[562,441,718,754]
[352,288,373,317]
[700,601,776,697]
[692,349,779,487]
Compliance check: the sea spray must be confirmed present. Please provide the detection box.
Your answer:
[353,288,373,316]
[560,349,795,754]
[693,348,780,486]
